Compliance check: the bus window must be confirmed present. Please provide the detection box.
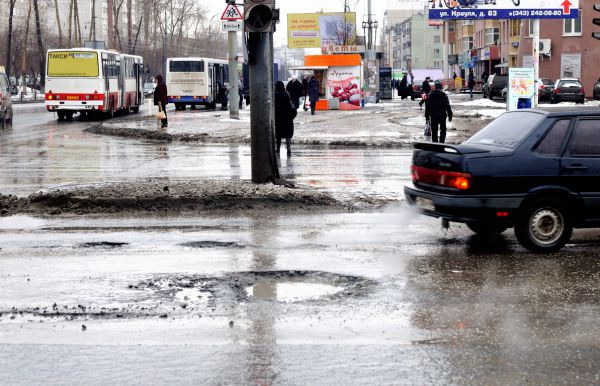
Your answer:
[169,61,204,73]
[47,51,99,77]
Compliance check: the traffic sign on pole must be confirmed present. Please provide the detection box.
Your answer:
[429,0,579,20]
[221,4,244,21]
[222,20,243,32]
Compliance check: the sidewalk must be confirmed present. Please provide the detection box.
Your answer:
[89,96,504,148]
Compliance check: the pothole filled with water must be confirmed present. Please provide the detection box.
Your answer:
[245,282,343,303]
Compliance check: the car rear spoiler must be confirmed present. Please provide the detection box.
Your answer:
[413,142,491,155]
[413,142,462,154]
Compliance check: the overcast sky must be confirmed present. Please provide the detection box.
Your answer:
[204,0,427,45]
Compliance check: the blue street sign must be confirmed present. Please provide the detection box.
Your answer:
[428,0,579,20]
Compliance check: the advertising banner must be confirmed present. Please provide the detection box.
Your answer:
[508,67,535,112]
[379,67,393,100]
[560,53,581,79]
[288,12,357,49]
[47,51,99,77]
[428,0,579,20]
[327,66,362,108]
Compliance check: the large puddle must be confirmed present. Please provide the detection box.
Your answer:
[245,282,343,303]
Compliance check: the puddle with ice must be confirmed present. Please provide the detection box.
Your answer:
[246,282,343,303]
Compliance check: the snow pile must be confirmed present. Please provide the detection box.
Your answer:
[452,98,506,108]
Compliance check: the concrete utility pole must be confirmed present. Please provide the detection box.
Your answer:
[245,0,279,183]
[532,19,540,107]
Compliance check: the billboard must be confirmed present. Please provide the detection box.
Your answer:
[288,12,357,49]
[508,67,535,112]
[428,0,579,20]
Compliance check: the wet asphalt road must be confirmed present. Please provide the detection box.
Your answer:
[1,105,600,385]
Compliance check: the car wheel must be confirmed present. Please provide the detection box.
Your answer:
[550,98,557,104]
[467,222,508,238]
[411,95,416,101]
[488,92,494,100]
[515,199,573,253]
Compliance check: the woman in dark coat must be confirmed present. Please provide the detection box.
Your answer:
[153,74,168,128]
[308,76,319,115]
[275,81,295,155]
[399,75,408,100]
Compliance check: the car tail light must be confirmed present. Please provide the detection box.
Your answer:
[554,88,560,94]
[411,166,472,191]
[413,85,418,91]
[580,87,585,94]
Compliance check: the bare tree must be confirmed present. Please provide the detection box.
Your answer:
[33,0,45,86]
[89,0,96,41]
[54,0,63,47]
[21,0,32,93]
[6,0,17,80]
[127,0,133,53]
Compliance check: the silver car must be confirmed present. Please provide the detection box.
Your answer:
[0,72,13,129]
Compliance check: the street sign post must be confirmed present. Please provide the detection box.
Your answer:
[428,0,579,20]
[222,21,243,32]
[221,2,244,121]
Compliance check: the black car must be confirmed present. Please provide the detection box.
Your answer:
[551,78,585,104]
[537,78,554,101]
[482,74,508,100]
[405,109,600,253]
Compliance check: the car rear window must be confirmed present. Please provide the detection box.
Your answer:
[465,112,544,149]
[558,80,581,88]
[542,79,553,85]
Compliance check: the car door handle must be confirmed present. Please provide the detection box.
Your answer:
[562,165,588,171]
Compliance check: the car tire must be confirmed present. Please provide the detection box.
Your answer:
[515,198,573,253]
[488,92,494,100]
[131,106,139,113]
[411,95,416,101]
[467,222,508,238]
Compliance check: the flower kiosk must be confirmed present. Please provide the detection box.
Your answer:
[298,54,363,111]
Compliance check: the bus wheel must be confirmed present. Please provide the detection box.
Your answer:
[57,111,65,121]
[131,106,139,114]
[66,112,74,121]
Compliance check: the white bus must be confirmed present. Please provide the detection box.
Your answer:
[45,48,143,120]
[166,57,228,110]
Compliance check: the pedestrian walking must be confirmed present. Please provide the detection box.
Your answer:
[468,72,475,100]
[301,77,309,111]
[275,81,296,155]
[286,76,303,109]
[153,74,168,128]
[399,75,408,100]
[308,75,319,115]
[419,77,432,108]
[425,80,453,144]
[217,82,228,110]
[238,78,244,109]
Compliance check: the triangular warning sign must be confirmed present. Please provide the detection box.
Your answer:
[221,4,244,21]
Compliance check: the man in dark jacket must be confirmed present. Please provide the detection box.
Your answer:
[153,74,168,128]
[425,80,453,144]
[308,76,319,115]
[286,76,303,109]
[418,77,432,108]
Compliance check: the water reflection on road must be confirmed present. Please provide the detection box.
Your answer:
[0,112,412,199]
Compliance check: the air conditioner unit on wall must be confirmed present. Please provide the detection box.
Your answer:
[539,39,552,56]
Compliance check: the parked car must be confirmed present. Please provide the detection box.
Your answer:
[0,71,13,129]
[405,108,600,253]
[537,78,554,101]
[410,80,434,101]
[593,78,600,100]
[482,74,508,100]
[143,82,156,97]
[551,78,585,104]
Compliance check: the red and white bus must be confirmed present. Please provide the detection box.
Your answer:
[45,48,144,120]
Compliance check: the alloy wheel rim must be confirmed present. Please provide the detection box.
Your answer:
[529,208,563,245]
